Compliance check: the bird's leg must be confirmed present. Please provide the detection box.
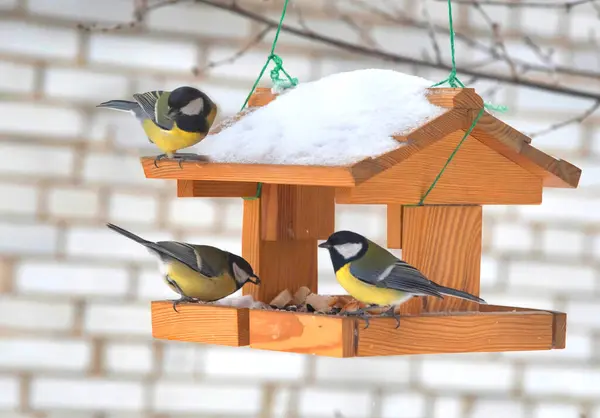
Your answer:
[170,153,210,169]
[153,154,168,168]
[169,280,197,313]
[172,295,197,313]
[379,305,401,329]
[341,308,372,329]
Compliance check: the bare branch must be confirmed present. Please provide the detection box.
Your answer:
[528,100,600,138]
[421,0,443,65]
[434,0,598,10]
[192,26,272,76]
[523,35,559,84]
[193,0,600,101]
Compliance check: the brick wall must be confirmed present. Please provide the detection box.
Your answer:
[0,0,598,417]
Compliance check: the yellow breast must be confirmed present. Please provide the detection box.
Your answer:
[335,264,407,306]
[142,120,205,155]
[165,261,238,302]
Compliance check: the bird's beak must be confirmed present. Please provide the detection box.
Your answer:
[249,275,261,285]
[318,241,331,249]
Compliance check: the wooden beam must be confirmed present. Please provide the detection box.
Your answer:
[338,130,544,205]
[402,205,482,313]
[356,310,554,356]
[425,88,484,109]
[242,185,334,303]
[386,204,403,249]
[249,310,355,357]
[248,87,277,107]
[176,180,259,197]
[141,158,358,187]
[151,302,249,346]
[260,184,335,241]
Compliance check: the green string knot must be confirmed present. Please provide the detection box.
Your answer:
[268,54,298,93]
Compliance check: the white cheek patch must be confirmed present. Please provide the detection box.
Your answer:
[232,262,250,283]
[180,97,204,116]
[333,243,363,260]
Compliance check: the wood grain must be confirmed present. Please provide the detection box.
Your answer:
[403,205,482,313]
[242,195,320,303]
[337,130,543,205]
[386,204,403,249]
[249,310,355,357]
[151,302,249,346]
[479,304,567,349]
[261,184,335,241]
[425,88,484,109]
[248,87,277,107]
[356,310,555,356]
[467,109,581,188]
[176,180,259,197]
[141,158,357,187]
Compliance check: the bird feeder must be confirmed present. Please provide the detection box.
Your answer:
[142,87,580,357]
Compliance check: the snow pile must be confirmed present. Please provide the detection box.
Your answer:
[199,69,445,166]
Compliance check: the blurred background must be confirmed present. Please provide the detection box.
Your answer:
[0,0,598,417]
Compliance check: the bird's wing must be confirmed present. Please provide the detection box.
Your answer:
[348,240,443,298]
[132,90,173,129]
[374,261,444,298]
[154,241,218,278]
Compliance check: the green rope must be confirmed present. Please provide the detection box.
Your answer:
[242,0,297,201]
[416,108,484,205]
[418,0,508,205]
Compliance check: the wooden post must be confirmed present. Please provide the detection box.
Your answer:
[242,184,335,303]
[402,205,483,313]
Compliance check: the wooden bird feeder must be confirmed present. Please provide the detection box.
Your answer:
[142,87,580,357]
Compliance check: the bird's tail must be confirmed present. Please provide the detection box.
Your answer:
[106,223,153,247]
[97,100,139,112]
[436,284,487,304]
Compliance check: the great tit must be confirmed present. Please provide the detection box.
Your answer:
[97,86,218,168]
[319,230,486,328]
[106,223,260,312]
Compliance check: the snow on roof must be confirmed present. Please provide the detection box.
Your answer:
[198,69,445,166]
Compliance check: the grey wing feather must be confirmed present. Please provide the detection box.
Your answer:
[375,261,444,298]
[155,241,217,278]
[133,91,170,128]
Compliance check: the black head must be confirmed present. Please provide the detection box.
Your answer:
[228,253,260,287]
[318,230,369,271]
[166,86,212,119]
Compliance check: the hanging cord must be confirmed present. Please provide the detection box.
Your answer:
[241,0,297,201]
[418,0,508,205]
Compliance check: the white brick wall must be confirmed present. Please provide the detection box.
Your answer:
[0,1,598,417]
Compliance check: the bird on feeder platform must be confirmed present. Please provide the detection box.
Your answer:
[318,230,486,329]
[106,223,260,312]
[97,86,218,168]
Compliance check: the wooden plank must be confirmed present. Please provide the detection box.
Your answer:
[248,87,277,107]
[261,184,335,241]
[425,88,484,109]
[249,310,355,357]
[242,196,319,303]
[356,310,555,356]
[479,304,567,349]
[467,109,581,188]
[338,130,544,204]
[386,204,403,249]
[151,302,249,346]
[176,180,259,197]
[403,205,482,313]
[141,158,357,187]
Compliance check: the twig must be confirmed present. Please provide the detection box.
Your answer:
[528,100,600,138]
[192,26,271,76]
[523,35,559,84]
[422,0,443,65]
[193,0,600,100]
[434,0,598,10]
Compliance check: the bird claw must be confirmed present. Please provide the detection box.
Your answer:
[341,308,371,329]
[153,153,209,169]
[153,154,167,168]
[379,306,401,329]
[171,296,197,313]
